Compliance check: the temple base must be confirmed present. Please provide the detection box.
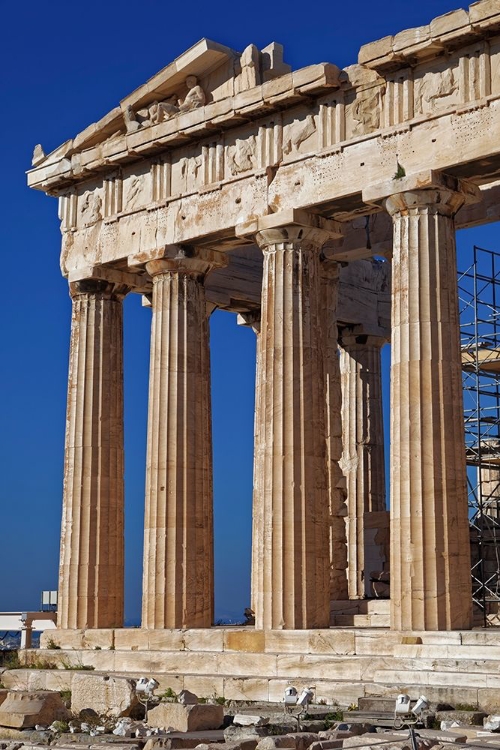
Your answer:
[7,626,500,712]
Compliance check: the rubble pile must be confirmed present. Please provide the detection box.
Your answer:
[0,685,499,750]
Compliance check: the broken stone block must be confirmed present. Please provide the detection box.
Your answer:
[285,733,321,750]
[194,743,257,750]
[145,737,229,750]
[178,690,199,705]
[0,691,70,729]
[225,725,270,742]
[147,703,224,732]
[234,715,270,727]
[71,673,140,718]
[256,737,297,750]
[484,715,500,732]
[309,741,344,750]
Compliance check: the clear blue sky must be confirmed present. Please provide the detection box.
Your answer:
[1,0,495,624]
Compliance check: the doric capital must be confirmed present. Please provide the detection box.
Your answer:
[140,246,227,279]
[363,169,481,219]
[339,326,387,349]
[236,310,261,333]
[236,208,343,252]
[69,278,129,300]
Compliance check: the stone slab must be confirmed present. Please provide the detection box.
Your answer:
[147,704,224,732]
[71,673,139,718]
[0,691,70,729]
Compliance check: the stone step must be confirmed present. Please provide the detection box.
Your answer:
[330,601,390,616]
[332,614,390,627]
[4,667,500,714]
[357,697,402,712]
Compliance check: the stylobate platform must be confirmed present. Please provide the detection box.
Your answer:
[4,627,500,713]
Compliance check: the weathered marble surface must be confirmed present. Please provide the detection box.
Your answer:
[27,2,500,635]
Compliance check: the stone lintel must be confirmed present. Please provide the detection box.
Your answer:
[67,265,149,291]
[235,209,343,241]
[129,244,228,274]
[340,324,389,344]
[363,169,481,207]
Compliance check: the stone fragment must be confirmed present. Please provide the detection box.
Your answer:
[234,715,270,727]
[71,674,139,719]
[484,716,500,733]
[323,725,374,736]
[225,726,271,742]
[309,741,344,750]
[145,737,228,750]
[178,690,199,705]
[0,691,70,729]
[286,733,321,750]
[301,722,326,733]
[350,740,438,750]
[147,703,224,732]
[437,712,487,727]
[256,737,297,750]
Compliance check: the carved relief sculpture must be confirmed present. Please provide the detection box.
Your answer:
[283,114,317,154]
[124,76,206,133]
[228,136,256,174]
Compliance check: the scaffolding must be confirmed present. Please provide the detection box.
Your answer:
[459,246,500,625]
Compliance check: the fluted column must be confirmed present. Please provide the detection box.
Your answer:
[321,258,348,601]
[339,332,386,599]
[59,279,127,630]
[252,224,331,629]
[365,171,480,630]
[141,247,225,629]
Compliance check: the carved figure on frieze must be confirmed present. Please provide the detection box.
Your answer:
[123,77,206,133]
[179,76,206,112]
[283,114,317,154]
[124,176,142,210]
[228,135,256,174]
[180,154,203,192]
[351,87,382,136]
[415,68,458,115]
[80,191,102,225]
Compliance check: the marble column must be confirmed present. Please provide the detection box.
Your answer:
[141,247,225,629]
[365,171,479,630]
[321,258,348,601]
[339,332,386,599]
[59,279,127,630]
[251,224,332,629]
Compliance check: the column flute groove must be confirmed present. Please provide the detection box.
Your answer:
[141,248,225,629]
[321,258,348,602]
[252,226,331,629]
[59,279,127,630]
[374,174,478,631]
[339,331,386,599]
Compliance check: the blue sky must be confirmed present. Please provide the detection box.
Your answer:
[1,0,495,624]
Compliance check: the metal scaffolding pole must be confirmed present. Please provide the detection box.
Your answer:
[459,246,500,627]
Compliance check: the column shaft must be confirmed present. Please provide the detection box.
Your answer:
[59,280,125,629]
[387,188,472,630]
[339,335,386,599]
[252,227,330,629]
[321,261,348,601]
[142,255,216,629]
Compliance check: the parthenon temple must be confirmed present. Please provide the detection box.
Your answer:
[26,0,500,708]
